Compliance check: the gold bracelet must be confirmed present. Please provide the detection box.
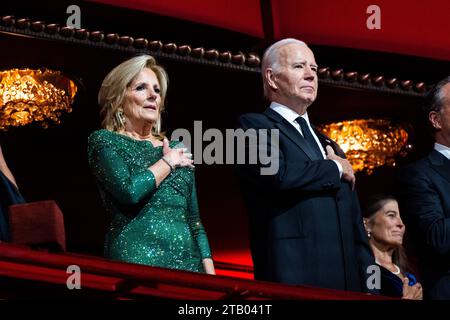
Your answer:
[161,157,174,171]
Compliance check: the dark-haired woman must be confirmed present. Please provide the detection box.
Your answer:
[363,194,422,299]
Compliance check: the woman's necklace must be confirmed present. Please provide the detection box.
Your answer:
[376,260,401,275]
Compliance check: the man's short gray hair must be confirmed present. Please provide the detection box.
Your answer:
[423,75,450,133]
[262,38,307,98]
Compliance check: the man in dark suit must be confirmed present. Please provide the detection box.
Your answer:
[236,38,375,292]
[396,76,450,299]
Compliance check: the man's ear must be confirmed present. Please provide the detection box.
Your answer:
[429,111,442,130]
[265,68,278,91]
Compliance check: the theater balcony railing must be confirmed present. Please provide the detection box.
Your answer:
[0,243,391,300]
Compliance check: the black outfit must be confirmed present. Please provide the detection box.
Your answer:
[397,149,450,299]
[377,264,417,297]
[0,170,25,241]
[236,108,375,292]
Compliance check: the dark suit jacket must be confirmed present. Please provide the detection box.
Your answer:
[236,108,375,292]
[0,170,25,241]
[396,149,450,299]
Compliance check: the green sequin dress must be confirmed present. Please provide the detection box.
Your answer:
[88,129,211,273]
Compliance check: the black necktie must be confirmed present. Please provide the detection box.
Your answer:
[296,116,323,159]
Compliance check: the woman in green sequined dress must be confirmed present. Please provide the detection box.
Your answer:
[88,55,215,274]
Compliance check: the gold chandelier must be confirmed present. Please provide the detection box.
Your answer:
[0,68,77,130]
[320,119,410,174]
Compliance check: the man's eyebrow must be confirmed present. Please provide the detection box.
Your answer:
[291,60,318,67]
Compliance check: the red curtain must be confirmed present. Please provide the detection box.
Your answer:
[272,0,450,61]
[90,0,450,61]
[89,0,264,37]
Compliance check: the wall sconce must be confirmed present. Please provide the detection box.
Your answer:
[0,68,77,130]
[320,119,411,174]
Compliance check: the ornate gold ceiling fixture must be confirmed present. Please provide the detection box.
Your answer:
[0,68,77,130]
[320,119,411,174]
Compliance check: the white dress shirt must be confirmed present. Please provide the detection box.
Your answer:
[435,142,450,160]
[270,102,343,177]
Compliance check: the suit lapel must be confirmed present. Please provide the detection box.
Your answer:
[314,128,346,158]
[429,149,450,183]
[264,108,320,161]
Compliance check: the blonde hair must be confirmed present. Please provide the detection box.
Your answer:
[98,55,168,136]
